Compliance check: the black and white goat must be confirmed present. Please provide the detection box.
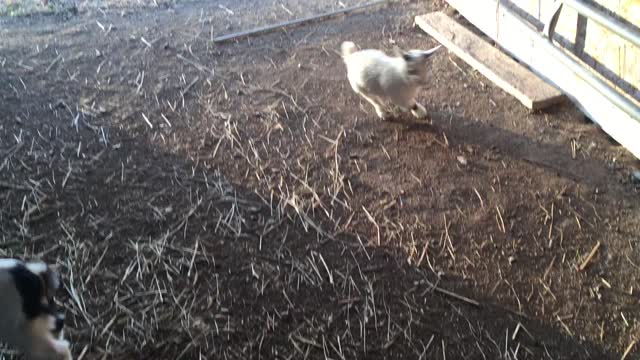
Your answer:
[341,41,441,120]
[0,259,71,360]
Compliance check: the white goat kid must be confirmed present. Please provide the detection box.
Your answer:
[341,41,441,121]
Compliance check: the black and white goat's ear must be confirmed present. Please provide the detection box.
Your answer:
[25,261,48,275]
[44,267,61,292]
[25,261,61,293]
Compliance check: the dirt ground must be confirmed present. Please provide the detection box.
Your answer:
[1,0,640,359]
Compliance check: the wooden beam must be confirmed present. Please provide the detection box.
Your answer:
[415,12,565,110]
[213,0,387,43]
[443,0,640,160]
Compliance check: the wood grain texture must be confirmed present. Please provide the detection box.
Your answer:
[415,12,565,110]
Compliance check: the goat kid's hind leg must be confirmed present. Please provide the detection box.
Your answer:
[357,91,389,120]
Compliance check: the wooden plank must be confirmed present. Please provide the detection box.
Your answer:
[213,0,387,43]
[415,12,565,110]
[444,0,640,160]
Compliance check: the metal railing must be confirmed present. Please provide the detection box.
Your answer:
[562,0,640,48]
[540,0,640,122]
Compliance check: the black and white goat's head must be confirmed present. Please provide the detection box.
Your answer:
[0,259,71,360]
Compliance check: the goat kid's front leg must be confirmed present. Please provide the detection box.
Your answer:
[27,317,73,360]
[393,97,427,120]
[409,101,427,119]
[357,92,389,120]
[54,339,73,360]
[28,338,72,360]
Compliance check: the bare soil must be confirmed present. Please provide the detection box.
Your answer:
[1,0,639,359]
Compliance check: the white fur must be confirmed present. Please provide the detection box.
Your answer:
[341,41,441,120]
[0,259,21,269]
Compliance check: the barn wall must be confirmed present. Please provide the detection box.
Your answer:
[510,0,640,101]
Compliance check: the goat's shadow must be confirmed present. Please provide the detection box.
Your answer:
[384,104,626,192]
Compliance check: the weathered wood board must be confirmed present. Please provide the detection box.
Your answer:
[415,12,565,110]
[444,0,640,160]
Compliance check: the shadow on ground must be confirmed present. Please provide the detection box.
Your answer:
[0,120,617,359]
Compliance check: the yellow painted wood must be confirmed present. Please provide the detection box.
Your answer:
[510,0,639,100]
[443,0,640,159]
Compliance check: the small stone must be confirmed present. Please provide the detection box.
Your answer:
[457,156,468,166]
[508,256,516,264]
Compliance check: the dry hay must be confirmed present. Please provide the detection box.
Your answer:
[1,0,639,359]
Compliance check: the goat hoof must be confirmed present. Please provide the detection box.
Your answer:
[376,110,391,121]
[411,104,427,119]
[54,340,72,360]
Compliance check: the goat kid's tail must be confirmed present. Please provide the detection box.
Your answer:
[341,41,357,58]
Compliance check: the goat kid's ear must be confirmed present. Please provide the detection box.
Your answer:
[32,262,62,292]
[392,45,413,61]
[392,45,405,58]
[421,45,443,59]
[45,267,61,291]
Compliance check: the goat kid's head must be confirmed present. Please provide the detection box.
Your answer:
[22,262,65,334]
[395,45,442,84]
